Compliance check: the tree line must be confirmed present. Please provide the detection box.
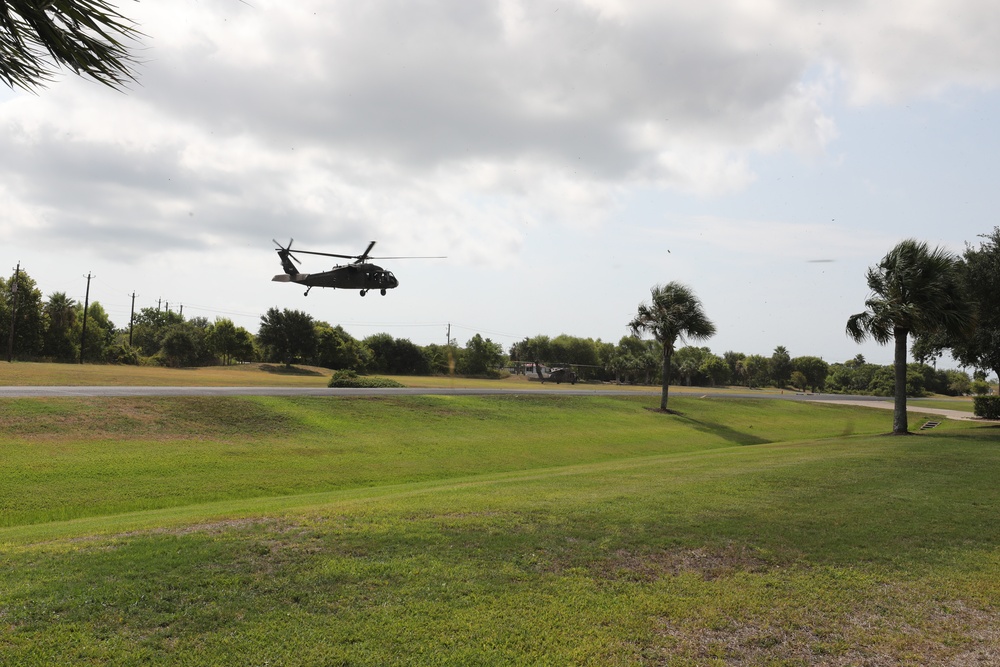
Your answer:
[1,266,981,399]
[4,228,999,399]
[0,273,509,375]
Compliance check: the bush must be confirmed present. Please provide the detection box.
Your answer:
[973,396,1000,420]
[107,343,140,365]
[972,379,991,396]
[327,370,405,388]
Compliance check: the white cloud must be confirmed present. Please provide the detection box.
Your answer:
[3,0,1000,326]
[665,215,898,261]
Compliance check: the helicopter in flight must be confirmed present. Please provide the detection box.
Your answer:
[271,239,444,296]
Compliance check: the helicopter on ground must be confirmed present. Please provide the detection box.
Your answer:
[271,239,443,296]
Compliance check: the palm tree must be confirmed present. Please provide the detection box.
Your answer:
[1,0,140,90]
[846,239,972,434]
[629,282,716,411]
[43,291,77,360]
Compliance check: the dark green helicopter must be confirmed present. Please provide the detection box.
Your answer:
[272,239,443,296]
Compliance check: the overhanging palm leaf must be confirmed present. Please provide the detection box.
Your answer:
[0,0,141,90]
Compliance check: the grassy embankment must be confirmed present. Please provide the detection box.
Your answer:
[0,360,767,394]
[0,363,995,664]
[0,361,335,387]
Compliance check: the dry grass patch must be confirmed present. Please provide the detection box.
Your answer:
[0,361,333,387]
[0,396,295,439]
[603,543,773,582]
[649,582,1000,666]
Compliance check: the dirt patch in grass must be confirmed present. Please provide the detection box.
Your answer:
[651,600,1000,666]
[0,397,296,439]
[258,364,326,376]
[600,543,773,582]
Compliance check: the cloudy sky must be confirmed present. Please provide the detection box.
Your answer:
[3,0,1000,366]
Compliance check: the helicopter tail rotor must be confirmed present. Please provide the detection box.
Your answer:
[273,238,301,276]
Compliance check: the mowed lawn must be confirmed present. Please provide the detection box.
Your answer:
[1,394,999,665]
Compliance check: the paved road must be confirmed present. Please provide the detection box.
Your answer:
[813,398,991,422]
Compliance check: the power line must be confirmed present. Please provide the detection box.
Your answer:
[449,322,519,339]
[179,302,262,319]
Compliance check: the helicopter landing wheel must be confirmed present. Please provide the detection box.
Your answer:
[360,290,367,297]
[380,289,387,296]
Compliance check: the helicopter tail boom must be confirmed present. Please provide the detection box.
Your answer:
[272,273,309,283]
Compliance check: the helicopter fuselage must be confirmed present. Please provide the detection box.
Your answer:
[272,262,399,296]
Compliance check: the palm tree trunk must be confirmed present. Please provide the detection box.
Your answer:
[893,327,909,434]
[661,347,672,411]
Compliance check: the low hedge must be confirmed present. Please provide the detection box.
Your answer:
[328,370,405,388]
[973,395,1000,419]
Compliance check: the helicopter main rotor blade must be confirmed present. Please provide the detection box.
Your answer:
[285,249,358,260]
[353,241,377,264]
[271,237,445,264]
[365,256,448,260]
[289,250,447,261]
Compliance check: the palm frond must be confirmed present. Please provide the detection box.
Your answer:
[1,0,141,90]
[847,238,973,347]
[631,281,716,351]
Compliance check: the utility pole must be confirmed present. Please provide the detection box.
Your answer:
[446,323,455,377]
[128,292,137,347]
[6,263,19,363]
[79,273,92,364]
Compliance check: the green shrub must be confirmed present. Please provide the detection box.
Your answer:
[107,344,140,365]
[973,396,1000,419]
[972,379,991,396]
[328,370,405,388]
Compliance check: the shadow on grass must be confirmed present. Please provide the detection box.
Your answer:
[258,364,325,377]
[646,407,771,446]
[919,425,1000,440]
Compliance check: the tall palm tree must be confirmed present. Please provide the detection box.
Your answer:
[846,239,972,434]
[629,282,716,411]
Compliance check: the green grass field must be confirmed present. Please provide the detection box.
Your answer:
[1,368,999,664]
[909,397,977,413]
